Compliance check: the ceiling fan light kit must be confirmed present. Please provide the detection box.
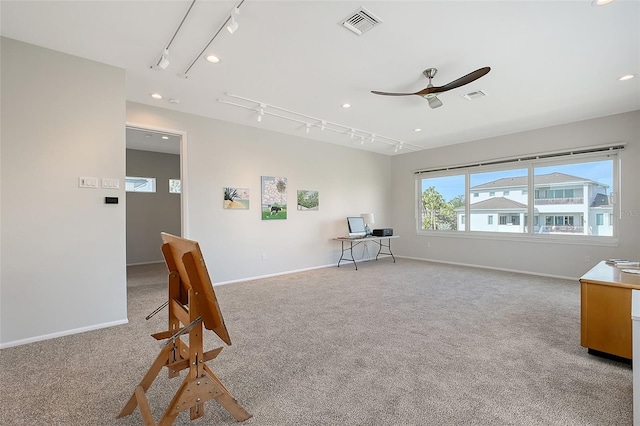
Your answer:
[372,66,491,109]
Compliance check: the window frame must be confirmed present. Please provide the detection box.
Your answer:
[415,149,620,246]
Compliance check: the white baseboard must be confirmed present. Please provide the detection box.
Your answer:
[0,318,129,349]
[126,261,164,266]
[214,263,336,286]
[396,255,577,281]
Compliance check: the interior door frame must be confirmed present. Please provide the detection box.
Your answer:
[125,122,189,237]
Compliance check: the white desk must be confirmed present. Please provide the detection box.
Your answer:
[333,235,399,270]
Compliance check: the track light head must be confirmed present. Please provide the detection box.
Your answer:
[157,49,170,70]
[152,49,170,70]
[227,15,239,33]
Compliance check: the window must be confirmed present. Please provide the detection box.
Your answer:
[416,148,619,241]
[126,176,156,192]
[469,168,527,233]
[535,159,613,236]
[169,179,181,194]
[419,175,465,231]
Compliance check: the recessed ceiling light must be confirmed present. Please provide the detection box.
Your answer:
[342,103,351,108]
[592,0,614,6]
[162,136,169,140]
[206,55,220,63]
[619,74,635,81]
[414,128,422,132]
[150,93,162,99]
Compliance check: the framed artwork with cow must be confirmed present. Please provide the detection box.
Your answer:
[261,176,287,220]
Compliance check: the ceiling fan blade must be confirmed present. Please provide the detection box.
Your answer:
[425,67,491,95]
[371,90,418,96]
[427,96,443,109]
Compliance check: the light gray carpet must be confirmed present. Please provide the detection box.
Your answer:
[0,259,632,425]
[127,262,167,288]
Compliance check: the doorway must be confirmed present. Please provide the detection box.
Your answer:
[125,125,185,287]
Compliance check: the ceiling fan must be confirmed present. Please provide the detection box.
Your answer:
[371,66,491,109]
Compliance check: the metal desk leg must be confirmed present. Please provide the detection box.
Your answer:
[337,241,358,270]
[375,238,396,263]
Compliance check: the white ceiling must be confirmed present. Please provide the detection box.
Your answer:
[1,1,639,156]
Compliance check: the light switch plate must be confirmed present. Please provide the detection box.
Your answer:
[79,176,98,188]
[102,178,120,189]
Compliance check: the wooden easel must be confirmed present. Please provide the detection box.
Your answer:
[118,234,252,425]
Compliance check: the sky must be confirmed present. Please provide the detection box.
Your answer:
[420,160,613,202]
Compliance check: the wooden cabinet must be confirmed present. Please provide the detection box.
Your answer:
[580,261,640,359]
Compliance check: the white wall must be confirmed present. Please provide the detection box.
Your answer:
[391,111,640,279]
[127,102,393,283]
[0,38,127,347]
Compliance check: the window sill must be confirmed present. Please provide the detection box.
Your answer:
[416,230,618,247]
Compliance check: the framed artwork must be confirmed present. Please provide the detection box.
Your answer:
[297,190,319,211]
[223,187,250,209]
[261,176,287,220]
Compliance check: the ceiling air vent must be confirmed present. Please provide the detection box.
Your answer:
[462,90,487,100]
[340,7,383,36]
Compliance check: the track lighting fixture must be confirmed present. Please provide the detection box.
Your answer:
[157,49,170,70]
[257,104,265,122]
[151,0,196,71]
[217,93,422,153]
[227,8,239,33]
[182,0,246,77]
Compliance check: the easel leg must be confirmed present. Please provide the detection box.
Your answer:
[118,343,174,418]
[156,363,252,424]
[135,385,157,426]
[203,364,253,421]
